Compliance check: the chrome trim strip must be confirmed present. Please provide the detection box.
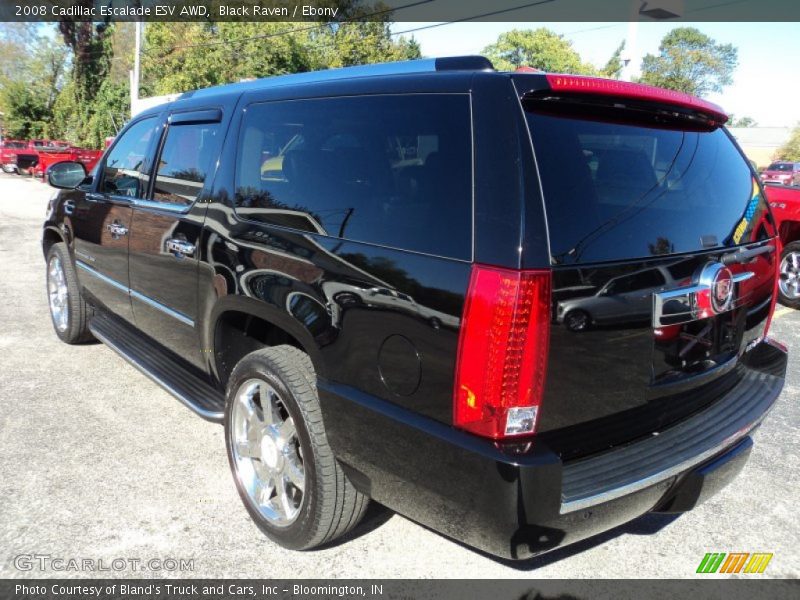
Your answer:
[653,268,754,327]
[76,260,128,293]
[76,260,194,327]
[132,198,192,214]
[89,323,222,423]
[130,289,194,327]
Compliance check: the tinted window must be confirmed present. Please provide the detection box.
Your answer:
[153,122,220,206]
[526,110,771,264]
[101,118,156,197]
[235,95,472,259]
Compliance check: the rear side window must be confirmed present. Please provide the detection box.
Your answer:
[153,122,220,206]
[235,94,472,260]
[525,110,771,264]
[101,118,156,198]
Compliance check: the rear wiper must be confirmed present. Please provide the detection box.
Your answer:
[721,244,773,265]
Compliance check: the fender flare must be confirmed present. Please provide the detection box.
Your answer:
[204,294,326,382]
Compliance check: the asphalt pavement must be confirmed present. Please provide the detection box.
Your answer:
[0,172,798,579]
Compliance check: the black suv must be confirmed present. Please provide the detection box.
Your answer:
[43,56,787,560]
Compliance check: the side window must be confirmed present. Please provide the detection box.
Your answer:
[152,122,220,206]
[101,118,157,198]
[234,94,472,260]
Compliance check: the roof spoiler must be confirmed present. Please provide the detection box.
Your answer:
[532,74,728,125]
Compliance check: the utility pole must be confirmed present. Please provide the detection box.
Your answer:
[621,0,684,81]
[129,21,143,118]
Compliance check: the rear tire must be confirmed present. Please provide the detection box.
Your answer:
[224,345,368,550]
[46,242,95,344]
[778,241,800,309]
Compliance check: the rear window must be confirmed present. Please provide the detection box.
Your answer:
[525,110,771,264]
[766,162,792,171]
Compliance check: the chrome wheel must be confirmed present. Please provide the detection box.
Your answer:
[231,378,305,526]
[47,254,69,332]
[780,251,800,300]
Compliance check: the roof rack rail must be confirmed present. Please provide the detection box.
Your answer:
[181,56,495,100]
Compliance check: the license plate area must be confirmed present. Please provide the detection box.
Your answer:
[653,310,743,383]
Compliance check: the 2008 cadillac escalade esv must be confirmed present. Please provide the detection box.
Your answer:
[42,56,787,560]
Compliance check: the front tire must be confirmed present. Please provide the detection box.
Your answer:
[564,309,591,332]
[224,345,368,550]
[778,241,800,309]
[46,243,95,343]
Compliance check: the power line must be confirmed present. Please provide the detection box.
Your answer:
[142,0,558,58]
[142,0,439,56]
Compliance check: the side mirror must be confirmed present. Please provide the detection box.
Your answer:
[47,161,87,190]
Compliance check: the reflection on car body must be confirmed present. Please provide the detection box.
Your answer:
[557,266,674,331]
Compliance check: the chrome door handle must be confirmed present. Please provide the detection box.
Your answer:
[106,221,128,238]
[166,239,195,258]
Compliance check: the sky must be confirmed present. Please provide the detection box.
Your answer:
[392,21,800,127]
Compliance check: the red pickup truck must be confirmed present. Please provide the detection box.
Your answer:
[0,139,102,177]
[0,139,28,173]
[765,183,800,308]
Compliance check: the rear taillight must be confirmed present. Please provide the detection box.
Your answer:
[454,265,551,440]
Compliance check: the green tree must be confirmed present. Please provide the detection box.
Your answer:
[57,10,113,104]
[639,27,737,96]
[310,22,420,69]
[0,79,53,138]
[482,28,596,74]
[775,124,800,162]
[0,23,40,83]
[0,28,69,139]
[729,115,758,127]
[142,20,420,96]
[599,40,625,79]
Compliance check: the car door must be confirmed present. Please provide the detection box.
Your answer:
[127,109,224,368]
[617,268,667,320]
[70,117,160,323]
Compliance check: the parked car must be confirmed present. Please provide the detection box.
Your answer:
[557,266,676,331]
[34,147,103,181]
[0,139,27,173]
[760,161,800,186]
[1,139,103,178]
[41,57,787,560]
[764,184,800,308]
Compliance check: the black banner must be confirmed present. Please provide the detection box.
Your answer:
[3,0,800,23]
[2,579,800,600]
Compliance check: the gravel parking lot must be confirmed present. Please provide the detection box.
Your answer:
[0,172,798,579]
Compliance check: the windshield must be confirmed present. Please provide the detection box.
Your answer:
[766,163,792,171]
[525,108,773,264]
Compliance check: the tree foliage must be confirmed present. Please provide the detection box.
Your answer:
[599,41,625,79]
[729,115,758,127]
[0,27,69,139]
[776,125,800,162]
[638,27,737,96]
[141,20,420,96]
[483,28,596,74]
